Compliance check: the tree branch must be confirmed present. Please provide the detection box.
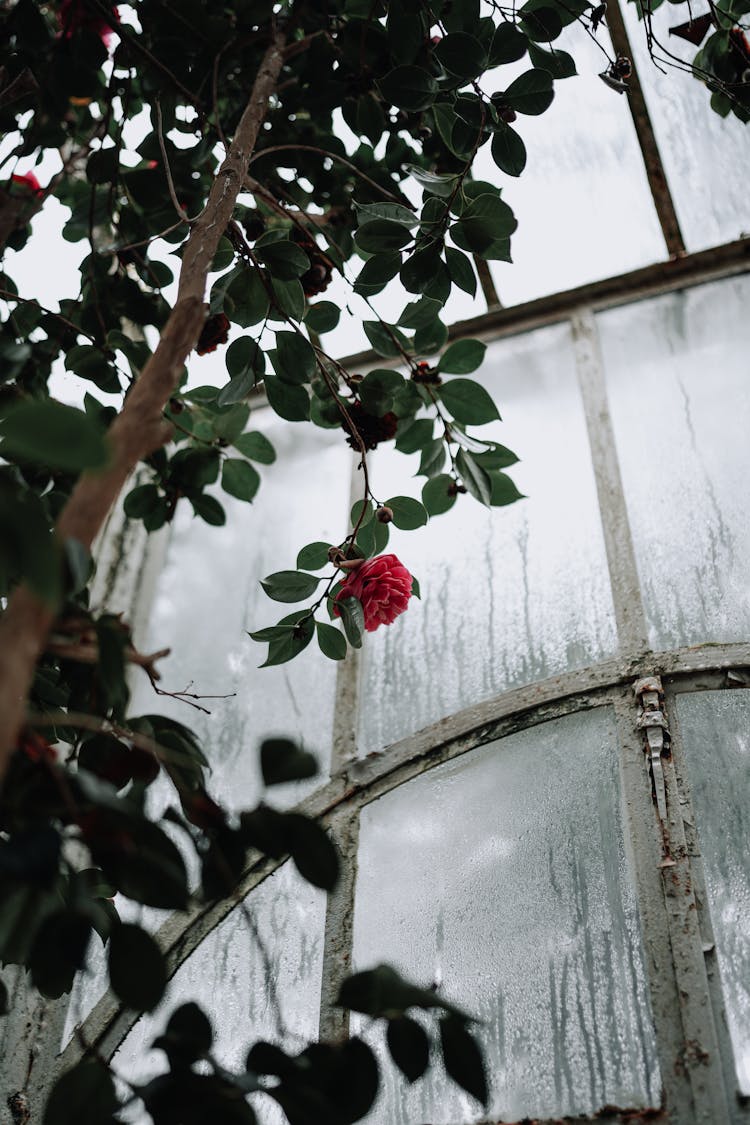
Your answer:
[0,28,287,785]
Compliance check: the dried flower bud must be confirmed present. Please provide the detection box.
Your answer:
[375,505,393,524]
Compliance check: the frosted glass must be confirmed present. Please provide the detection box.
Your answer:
[599,274,750,650]
[622,3,750,251]
[359,322,617,754]
[474,22,664,305]
[113,862,326,1124]
[353,708,660,1122]
[676,691,750,1095]
[128,412,351,811]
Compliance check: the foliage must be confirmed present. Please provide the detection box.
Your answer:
[0,0,744,1122]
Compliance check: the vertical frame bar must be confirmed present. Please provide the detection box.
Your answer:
[572,309,650,656]
[604,0,686,257]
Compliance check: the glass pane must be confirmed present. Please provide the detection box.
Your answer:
[599,274,750,650]
[128,412,350,810]
[622,2,750,251]
[676,690,750,1095]
[473,22,665,305]
[112,862,326,1123]
[359,323,616,754]
[353,708,661,1122]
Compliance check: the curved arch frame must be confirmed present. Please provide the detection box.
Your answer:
[60,641,750,1124]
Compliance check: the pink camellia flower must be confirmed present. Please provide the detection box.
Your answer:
[334,553,413,633]
[58,0,120,46]
[11,170,43,196]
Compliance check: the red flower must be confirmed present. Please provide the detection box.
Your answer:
[58,0,120,46]
[334,553,413,632]
[18,731,58,763]
[11,171,43,197]
[196,313,230,355]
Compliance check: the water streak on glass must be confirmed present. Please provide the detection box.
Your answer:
[128,413,350,811]
[621,2,750,252]
[675,691,750,1095]
[359,323,616,754]
[599,274,750,650]
[353,708,661,1122]
[474,22,664,305]
[112,863,326,1124]
[63,416,348,1042]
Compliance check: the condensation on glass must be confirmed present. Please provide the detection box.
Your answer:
[112,862,326,1124]
[352,708,661,1122]
[621,2,750,252]
[598,273,750,651]
[128,415,351,811]
[675,690,750,1096]
[359,322,617,754]
[476,22,664,305]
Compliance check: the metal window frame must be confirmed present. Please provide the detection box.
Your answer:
[40,243,750,1125]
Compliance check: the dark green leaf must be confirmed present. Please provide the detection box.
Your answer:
[337,595,365,648]
[438,339,487,374]
[354,251,403,296]
[378,65,438,111]
[153,1002,213,1065]
[422,473,458,515]
[456,448,492,505]
[520,4,563,41]
[363,321,410,359]
[270,277,306,322]
[440,1017,488,1106]
[491,123,527,176]
[474,442,519,469]
[233,431,276,464]
[285,813,339,890]
[404,163,459,198]
[123,484,161,519]
[0,401,108,472]
[503,68,555,115]
[264,376,310,422]
[439,378,499,424]
[260,738,317,786]
[108,924,166,1012]
[296,541,332,570]
[304,301,340,334]
[260,615,315,667]
[445,247,478,296]
[316,621,347,661]
[190,494,226,525]
[384,495,428,530]
[255,240,310,280]
[274,331,317,384]
[359,368,405,416]
[399,296,444,331]
[86,147,119,184]
[414,317,448,355]
[453,194,517,254]
[387,1017,430,1082]
[490,22,529,64]
[355,220,413,253]
[418,437,447,477]
[395,417,433,454]
[355,202,418,226]
[225,270,269,328]
[489,470,525,506]
[435,32,488,78]
[261,570,320,603]
[44,1061,118,1125]
[527,42,577,77]
[221,458,260,502]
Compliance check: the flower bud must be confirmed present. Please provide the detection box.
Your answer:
[376,505,393,524]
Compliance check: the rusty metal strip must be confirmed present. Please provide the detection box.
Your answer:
[630,678,731,1123]
[663,682,750,1117]
[572,310,650,656]
[59,642,750,1072]
[604,0,686,257]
